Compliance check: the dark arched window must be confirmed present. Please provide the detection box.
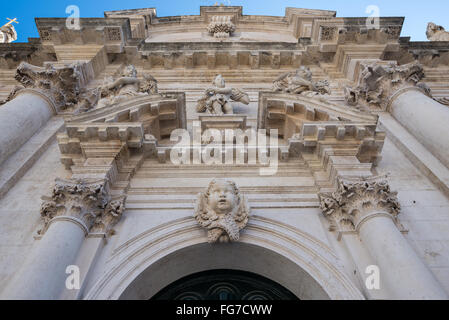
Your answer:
[151,269,299,300]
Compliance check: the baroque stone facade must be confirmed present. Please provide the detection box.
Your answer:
[0,5,449,300]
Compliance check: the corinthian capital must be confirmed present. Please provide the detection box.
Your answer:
[345,61,427,110]
[39,178,125,237]
[319,176,401,233]
[14,62,86,112]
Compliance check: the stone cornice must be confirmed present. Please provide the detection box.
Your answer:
[318,175,401,233]
[39,178,126,237]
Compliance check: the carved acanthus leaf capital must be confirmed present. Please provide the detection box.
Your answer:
[39,178,125,236]
[14,62,86,111]
[319,175,401,233]
[346,61,427,110]
[91,195,126,236]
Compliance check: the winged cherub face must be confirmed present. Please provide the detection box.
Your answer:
[207,180,238,215]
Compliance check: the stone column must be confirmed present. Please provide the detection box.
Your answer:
[347,61,449,168]
[319,175,448,299]
[0,62,85,166]
[388,87,449,168]
[4,178,125,300]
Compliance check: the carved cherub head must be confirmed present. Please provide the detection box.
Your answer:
[194,179,250,243]
[213,74,226,88]
[122,65,137,78]
[205,179,238,215]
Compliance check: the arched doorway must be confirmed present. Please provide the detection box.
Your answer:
[84,216,363,300]
[151,269,299,300]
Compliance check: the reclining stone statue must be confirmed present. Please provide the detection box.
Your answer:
[78,65,158,111]
[272,66,331,97]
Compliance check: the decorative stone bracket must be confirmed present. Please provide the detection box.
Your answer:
[318,175,401,237]
[39,178,126,237]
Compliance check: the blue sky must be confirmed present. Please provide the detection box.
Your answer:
[1,0,448,42]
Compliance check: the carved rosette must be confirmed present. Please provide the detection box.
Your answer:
[346,61,428,110]
[207,16,236,38]
[194,179,250,243]
[39,178,126,236]
[14,61,86,112]
[318,176,401,234]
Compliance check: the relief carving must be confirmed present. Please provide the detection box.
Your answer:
[319,175,401,233]
[196,74,249,115]
[207,16,235,38]
[194,179,250,243]
[426,22,449,41]
[272,66,331,98]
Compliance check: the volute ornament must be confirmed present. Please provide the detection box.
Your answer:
[194,179,250,243]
